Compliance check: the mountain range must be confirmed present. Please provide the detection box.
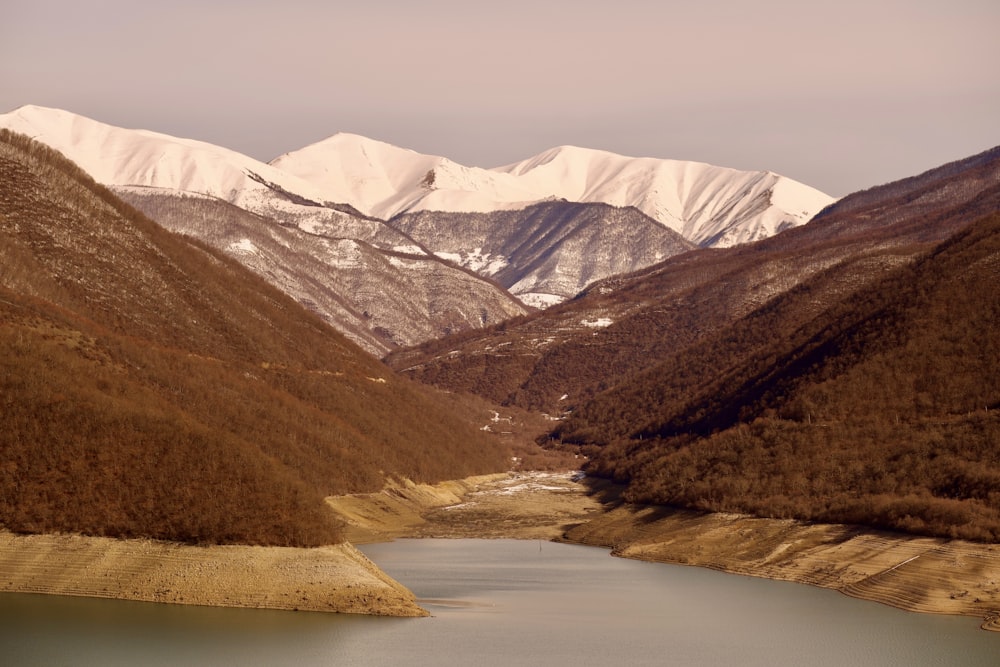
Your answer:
[271,132,832,247]
[0,105,832,349]
[2,101,998,547]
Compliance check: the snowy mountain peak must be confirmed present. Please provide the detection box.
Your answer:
[276,133,835,247]
[270,132,453,218]
[0,104,331,206]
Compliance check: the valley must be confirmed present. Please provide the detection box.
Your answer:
[1,109,998,635]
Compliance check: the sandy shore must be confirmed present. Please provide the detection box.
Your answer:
[327,472,1000,631]
[0,531,425,616]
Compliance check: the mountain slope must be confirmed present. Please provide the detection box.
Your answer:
[0,130,510,546]
[567,212,1000,541]
[113,188,528,353]
[388,201,695,308]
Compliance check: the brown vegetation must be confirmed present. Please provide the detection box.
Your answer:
[0,130,512,546]
[560,213,1000,541]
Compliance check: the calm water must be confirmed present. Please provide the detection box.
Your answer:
[0,539,995,666]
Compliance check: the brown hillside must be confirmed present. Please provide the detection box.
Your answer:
[0,130,510,546]
[561,212,1000,541]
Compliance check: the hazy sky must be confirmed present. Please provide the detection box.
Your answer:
[3,0,998,196]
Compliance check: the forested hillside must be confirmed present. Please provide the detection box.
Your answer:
[0,130,510,546]
[560,213,1000,540]
[390,145,1000,542]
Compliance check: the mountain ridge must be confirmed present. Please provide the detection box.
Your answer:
[0,104,835,347]
[5,104,832,250]
[273,131,836,248]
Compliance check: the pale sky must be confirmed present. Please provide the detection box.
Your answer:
[2,0,998,196]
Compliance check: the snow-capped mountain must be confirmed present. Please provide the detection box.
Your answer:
[270,133,545,221]
[272,135,835,248]
[0,104,834,350]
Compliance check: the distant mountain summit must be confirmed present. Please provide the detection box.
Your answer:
[273,134,835,248]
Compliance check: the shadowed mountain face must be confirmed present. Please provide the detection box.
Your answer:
[0,130,510,546]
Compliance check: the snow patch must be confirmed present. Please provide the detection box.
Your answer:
[388,255,422,269]
[228,238,259,255]
[393,244,424,255]
[433,248,508,275]
[517,292,565,309]
[581,317,613,328]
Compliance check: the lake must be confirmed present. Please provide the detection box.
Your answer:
[0,539,995,665]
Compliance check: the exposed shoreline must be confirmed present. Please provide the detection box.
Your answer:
[2,471,999,631]
[564,501,1000,632]
[0,531,425,617]
[332,471,1000,631]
